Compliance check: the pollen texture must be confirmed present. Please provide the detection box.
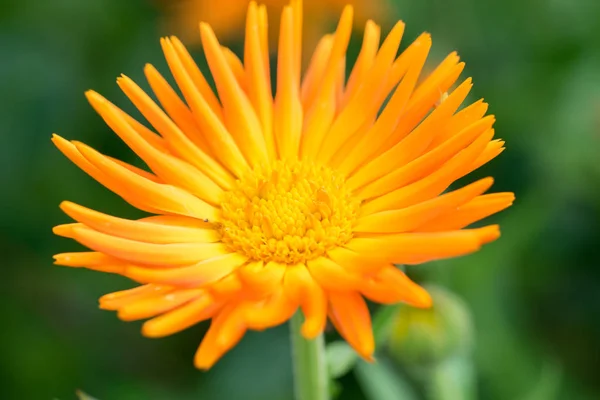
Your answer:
[219,161,360,264]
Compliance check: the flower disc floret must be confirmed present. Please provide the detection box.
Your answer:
[219,160,360,264]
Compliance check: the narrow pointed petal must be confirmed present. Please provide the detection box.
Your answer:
[347,227,496,265]
[283,264,327,338]
[238,261,286,298]
[86,89,226,204]
[53,251,122,268]
[161,37,249,177]
[329,292,374,361]
[326,246,389,275]
[338,34,431,175]
[244,287,298,330]
[52,135,163,215]
[75,141,218,220]
[59,201,219,244]
[195,306,247,370]
[316,20,406,164]
[142,293,223,338]
[200,23,269,167]
[143,64,212,154]
[117,288,204,321]
[361,128,494,214]
[354,177,494,232]
[64,225,229,267]
[341,20,381,108]
[428,99,489,148]
[418,193,515,232]
[300,6,353,159]
[347,78,476,192]
[100,284,174,310]
[221,46,247,91]
[360,267,432,307]
[306,257,362,291]
[274,6,303,160]
[125,252,248,286]
[244,2,276,160]
[355,117,495,200]
[169,36,223,119]
[300,35,333,109]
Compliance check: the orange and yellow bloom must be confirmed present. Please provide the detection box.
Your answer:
[53,0,513,369]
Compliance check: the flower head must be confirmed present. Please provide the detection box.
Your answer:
[53,0,514,369]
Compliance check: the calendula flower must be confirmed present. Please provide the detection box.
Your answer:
[53,0,514,370]
[163,0,390,49]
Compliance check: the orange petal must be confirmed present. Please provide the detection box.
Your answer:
[142,293,223,338]
[168,36,223,119]
[346,230,486,265]
[306,257,362,291]
[418,192,515,232]
[100,284,173,310]
[114,76,226,204]
[347,77,475,192]
[210,272,244,298]
[354,177,494,232]
[300,35,333,109]
[200,23,269,167]
[74,141,218,220]
[161,37,249,177]
[326,246,389,275]
[317,21,406,164]
[283,264,327,338]
[125,252,248,286]
[274,6,303,160]
[355,117,495,200]
[221,46,247,91]
[329,292,374,360]
[244,287,298,330]
[238,261,286,298]
[464,139,505,176]
[361,128,494,214]
[300,6,353,159]
[428,99,489,148]
[194,305,247,370]
[341,20,381,108]
[360,267,432,307]
[143,64,213,156]
[117,288,204,321]
[244,2,276,160]
[338,33,431,175]
[60,201,219,244]
[53,251,122,268]
[64,225,229,266]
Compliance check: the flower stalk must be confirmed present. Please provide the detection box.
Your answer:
[290,312,329,400]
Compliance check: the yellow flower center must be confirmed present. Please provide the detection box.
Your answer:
[219,160,360,265]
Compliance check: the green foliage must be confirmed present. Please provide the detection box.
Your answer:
[354,359,419,400]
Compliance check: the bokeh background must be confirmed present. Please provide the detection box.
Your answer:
[2,0,600,399]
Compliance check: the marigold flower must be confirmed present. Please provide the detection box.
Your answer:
[52,0,514,369]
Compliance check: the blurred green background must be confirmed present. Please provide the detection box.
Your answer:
[2,0,600,399]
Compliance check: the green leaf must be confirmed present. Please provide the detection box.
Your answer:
[372,304,401,347]
[354,358,419,400]
[75,390,99,400]
[519,362,562,400]
[427,354,476,400]
[326,341,358,379]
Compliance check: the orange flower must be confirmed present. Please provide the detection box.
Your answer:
[53,0,513,369]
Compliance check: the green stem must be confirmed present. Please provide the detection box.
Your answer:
[290,312,329,400]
